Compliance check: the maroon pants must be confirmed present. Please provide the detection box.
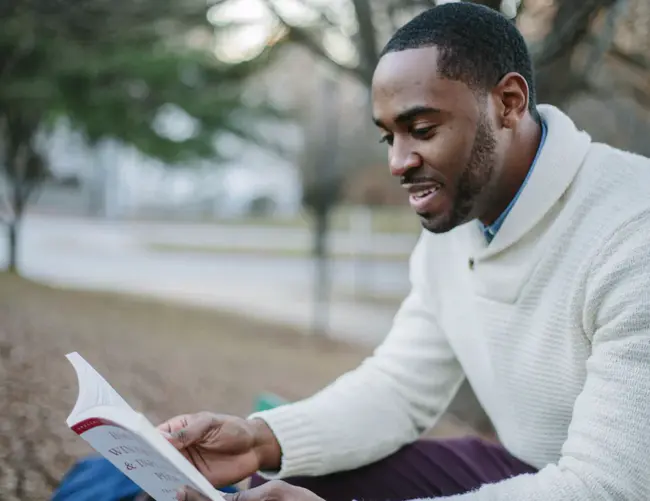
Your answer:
[251,437,536,500]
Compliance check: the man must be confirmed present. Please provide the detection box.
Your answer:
[161,3,650,501]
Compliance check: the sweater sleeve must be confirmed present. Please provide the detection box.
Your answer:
[439,214,650,501]
[248,233,465,479]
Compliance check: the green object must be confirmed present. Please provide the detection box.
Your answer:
[254,392,289,412]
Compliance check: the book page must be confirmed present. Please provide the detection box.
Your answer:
[75,418,221,501]
[66,352,134,424]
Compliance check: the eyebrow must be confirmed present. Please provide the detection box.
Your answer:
[373,105,442,128]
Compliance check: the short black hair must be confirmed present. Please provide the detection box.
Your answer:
[380,2,538,116]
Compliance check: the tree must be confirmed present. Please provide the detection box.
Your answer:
[300,74,343,336]
[0,0,279,273]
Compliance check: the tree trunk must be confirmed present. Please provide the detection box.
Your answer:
[6,143,30,275]
[7,218,19,274]
[351,0,379,84]
[311,209,331,337]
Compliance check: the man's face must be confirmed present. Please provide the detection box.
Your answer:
[372,46,502,233]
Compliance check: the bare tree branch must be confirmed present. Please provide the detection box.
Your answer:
[608,45,650,71]
[532,0,618,68]
[351,0,380,83]
[260,0,366,82]
[531,0,626,106]
[583,0,630,73]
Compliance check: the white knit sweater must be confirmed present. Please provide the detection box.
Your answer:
[250,105,650,500]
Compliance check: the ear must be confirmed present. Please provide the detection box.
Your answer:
[492,72,529,129]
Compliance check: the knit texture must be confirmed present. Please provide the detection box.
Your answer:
[250,105,650,500]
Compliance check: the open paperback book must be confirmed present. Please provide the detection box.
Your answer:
[65,352,225,501]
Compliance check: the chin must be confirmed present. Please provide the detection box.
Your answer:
[418,212,458,234]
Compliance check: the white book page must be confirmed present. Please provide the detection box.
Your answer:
[66,352,135,425]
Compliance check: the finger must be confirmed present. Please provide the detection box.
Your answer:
[162,413,217,449]
[177,486,211,501]
[157,414,193,434]
[157,415,191,441]
[224,480,288,501]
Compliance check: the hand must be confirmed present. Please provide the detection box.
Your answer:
[177,481,325,501]
[157,412,282,487]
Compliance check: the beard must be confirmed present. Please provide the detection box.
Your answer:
[421,110,498,234]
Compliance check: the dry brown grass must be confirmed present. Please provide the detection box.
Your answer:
[0,273,369,500]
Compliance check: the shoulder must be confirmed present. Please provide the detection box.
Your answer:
[580,198,650,338]
[569,143,650,274]
[566,143,650,241]
[575,142,650,203]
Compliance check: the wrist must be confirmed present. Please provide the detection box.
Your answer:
[248,417,282,471]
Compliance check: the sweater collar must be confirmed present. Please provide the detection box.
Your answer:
[479,119,548,243]
[472,104,592,259]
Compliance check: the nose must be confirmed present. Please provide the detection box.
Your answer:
[389,143,423,177]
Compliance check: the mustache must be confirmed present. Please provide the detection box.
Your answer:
[400,172,440,186]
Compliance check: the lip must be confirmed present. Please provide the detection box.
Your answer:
[403,182,443,213]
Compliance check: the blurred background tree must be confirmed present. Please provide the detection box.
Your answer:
[0,0,280,273]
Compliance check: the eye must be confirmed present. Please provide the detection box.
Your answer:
[379,134,394,146]
[411,126,436,139]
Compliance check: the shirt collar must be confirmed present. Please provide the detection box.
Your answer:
[479,120,548,243]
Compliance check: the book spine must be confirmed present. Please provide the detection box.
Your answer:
[71,417,116,434]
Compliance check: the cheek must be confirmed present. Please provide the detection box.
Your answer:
[419,133,473,180]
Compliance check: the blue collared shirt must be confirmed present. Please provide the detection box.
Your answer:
[479,120,548,243]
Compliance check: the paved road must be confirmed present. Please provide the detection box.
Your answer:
[0,214,415,344]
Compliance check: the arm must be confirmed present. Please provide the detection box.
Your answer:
[441,214,650,501]
[249,233,465,478]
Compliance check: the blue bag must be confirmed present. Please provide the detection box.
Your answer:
[51,456,141,501]
[52,456,238,501]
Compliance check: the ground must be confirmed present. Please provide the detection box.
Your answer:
[0,273,480,501]
[123,206,421,235]
[0,273,371,500]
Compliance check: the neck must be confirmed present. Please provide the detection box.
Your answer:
[479,115,542,226]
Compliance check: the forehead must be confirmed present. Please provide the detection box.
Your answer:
[371,47,478,124]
